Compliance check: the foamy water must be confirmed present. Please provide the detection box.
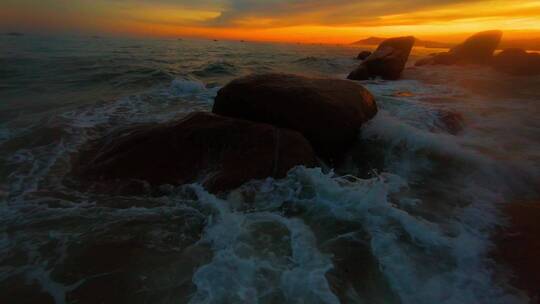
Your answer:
[1,35,539,303]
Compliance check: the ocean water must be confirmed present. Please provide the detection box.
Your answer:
[1,35,539,304]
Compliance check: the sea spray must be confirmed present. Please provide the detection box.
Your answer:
[189,184,339,304]
[186,166,523,303]
[1,37,539,303]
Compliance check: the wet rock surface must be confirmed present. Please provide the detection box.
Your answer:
[72,111,318,194]
[415,30,503,66]
[348,36,415,80]
[213,73,378,159]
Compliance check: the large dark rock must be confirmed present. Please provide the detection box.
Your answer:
[451,30,502,63]
[348,36,415,80]
[212,73,377,159]
[492,48,540,76]
[416,30,502,66]
[435,110,464,135]
[73,112,317,194]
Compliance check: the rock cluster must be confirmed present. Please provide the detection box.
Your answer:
[415,30,503,66]
[492,48,540,76]
[213,73,377,158]
[73,73,377,194]
[414,30,540,76]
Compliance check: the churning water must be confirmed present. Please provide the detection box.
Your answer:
[1,35,539,303]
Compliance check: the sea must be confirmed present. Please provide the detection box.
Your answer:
[1,34,539,304]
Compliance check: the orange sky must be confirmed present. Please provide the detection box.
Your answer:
[2,0,540,43]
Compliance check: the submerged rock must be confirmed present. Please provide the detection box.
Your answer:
[416,30,502,66]
[418,52,458,66]
[72,112,317,194]
[356,50,372,60]
[436,110,464,135]
[492,48,540,76]
[50,213,209,304]
[392,91,414,97]
[450,30,502,64]
[324,235,400,304]
[348,36,415,80]
[212,73,377,159]
[347,64,371,80]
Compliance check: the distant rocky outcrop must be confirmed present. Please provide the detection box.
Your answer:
[352,36,452,49]
[492,48,540,76]
[436,110,464,135]
[213,73,378,159]
[450,30,503,63]
[347,36,415,80]
[73,112,317,194]
[414,30,540,76]
[356,51,372,60]
[351,37,387,46]
[415,30,503,66]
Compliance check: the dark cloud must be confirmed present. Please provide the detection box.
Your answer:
[82,0,493,27]
[3,0,529,31]
[203,0,492,27]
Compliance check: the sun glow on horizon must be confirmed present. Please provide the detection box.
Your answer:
[2,0,540,44]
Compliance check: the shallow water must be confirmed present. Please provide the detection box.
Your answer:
[1,34,539,303]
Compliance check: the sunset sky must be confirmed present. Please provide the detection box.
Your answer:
[2,0,540,43]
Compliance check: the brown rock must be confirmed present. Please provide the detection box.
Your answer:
[492,48,540,76]
[416,30,502,66]
[212,73,378,159]
[73,112,317,194]
[347,64,371,80]
[437,110,464,135]
[450,30,502,64]
[348,36,415,80]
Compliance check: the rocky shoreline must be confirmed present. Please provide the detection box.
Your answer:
[71,73,377,194]
[66,31,539,303]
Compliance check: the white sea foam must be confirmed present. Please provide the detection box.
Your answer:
[2,42,539,304]
[189,185,339,304]
[187,166,523,304]
[169,78,207,96]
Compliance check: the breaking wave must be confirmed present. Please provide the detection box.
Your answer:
[1,37,539,304]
